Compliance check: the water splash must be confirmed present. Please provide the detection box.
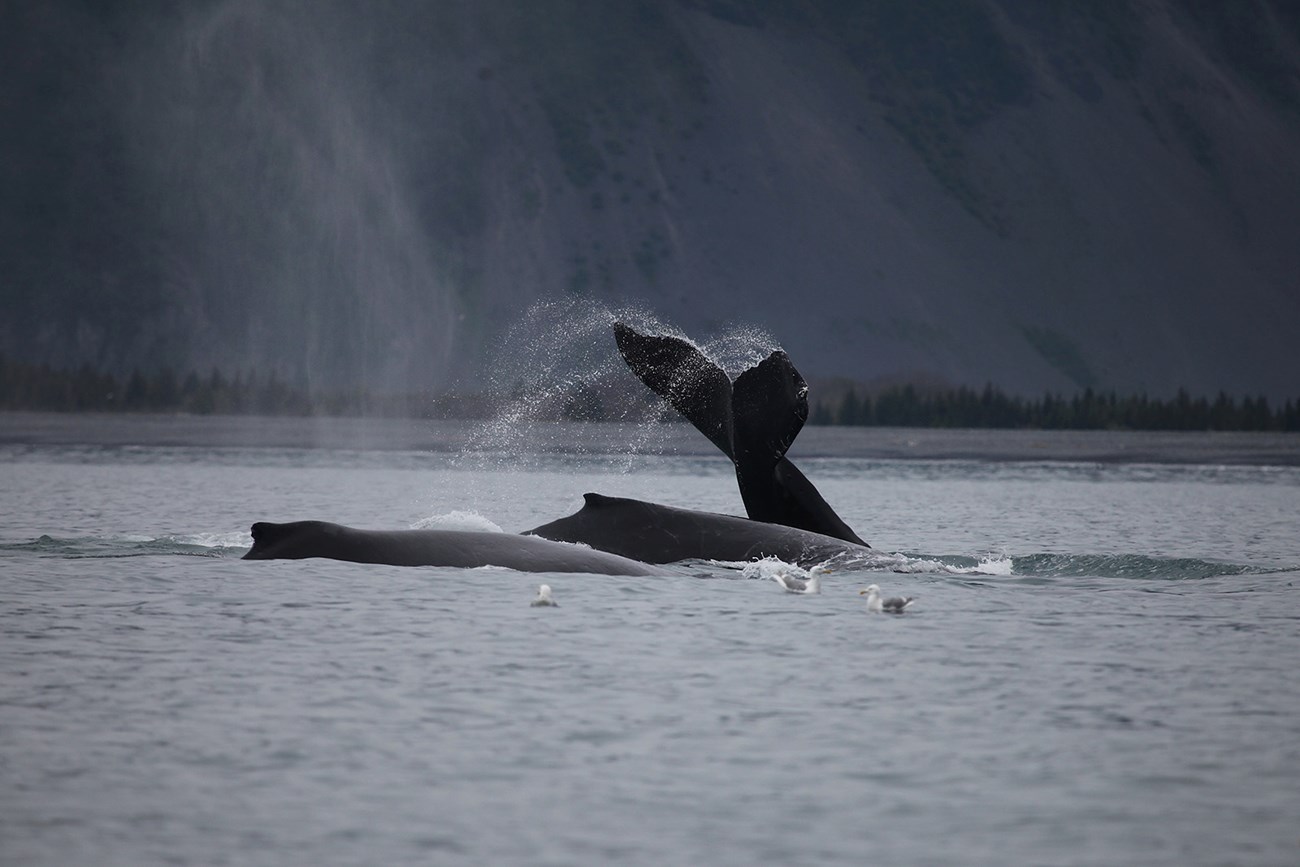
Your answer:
[864,551,1282,580]
[738,556,826,582]
[712,549,1278,581]
[873,552,1015,575]
[457,299,641,463]
[455,299,783,470]
[410,511,504,533]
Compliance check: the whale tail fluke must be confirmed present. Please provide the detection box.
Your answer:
[613,321,868,547]
[731,349,807,467]
[772,459,869,546]
[614,321,734,456]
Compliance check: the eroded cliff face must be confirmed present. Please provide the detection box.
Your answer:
[3,1,1298,399]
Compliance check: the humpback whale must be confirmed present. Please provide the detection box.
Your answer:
[242,322,871,573]
[244,495,872,572]
[526,493,871,567]
[242,520,670,576]
[614,322,868,546]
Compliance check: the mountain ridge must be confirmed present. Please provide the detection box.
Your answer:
[2,0,1297,400]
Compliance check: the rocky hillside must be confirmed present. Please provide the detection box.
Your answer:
[3,0,1298,400]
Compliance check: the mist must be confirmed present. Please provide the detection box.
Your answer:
[124,1,464,393]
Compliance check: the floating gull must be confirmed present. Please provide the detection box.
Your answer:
[860,584,914,614]
[530,584,558,607]
[772,565,830,594]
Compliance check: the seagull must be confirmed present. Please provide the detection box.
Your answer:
[530,584,558,607]
[860,584,914,614]
[772,565,830,594]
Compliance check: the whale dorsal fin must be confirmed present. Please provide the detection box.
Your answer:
[614,321,735,457]
[582,492,622,508]
[248,521,293,547]
[245,521,300,559]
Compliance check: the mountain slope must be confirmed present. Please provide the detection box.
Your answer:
[2,0,1298,400]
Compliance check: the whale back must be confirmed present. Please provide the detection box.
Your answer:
[244,519,667,575]
[526,493,870,566]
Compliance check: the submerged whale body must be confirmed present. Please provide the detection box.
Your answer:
[242,520,669,576]
[527,493,872,567]
[614,322,868,547]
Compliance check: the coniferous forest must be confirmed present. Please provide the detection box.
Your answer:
[0,356,482,419]
[2,355,1297,431]
[807,384,1299,432]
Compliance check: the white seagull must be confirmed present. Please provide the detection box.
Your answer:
[530,584,558,607]
[860,584,914,614]
[772,565,830,594]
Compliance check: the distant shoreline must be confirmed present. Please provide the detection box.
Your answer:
[4,355,1297,433]
[3,411,1298,467]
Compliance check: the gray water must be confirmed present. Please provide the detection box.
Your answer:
[3,414,1299,866]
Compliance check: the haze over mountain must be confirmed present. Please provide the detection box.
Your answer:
[3,0,1298,401]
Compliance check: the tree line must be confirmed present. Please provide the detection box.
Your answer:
[809,383,1300,432]
[0,355,487,419]
[2,354,1297,431]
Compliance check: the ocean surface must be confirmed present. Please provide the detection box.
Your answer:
[3,412,1299,866]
